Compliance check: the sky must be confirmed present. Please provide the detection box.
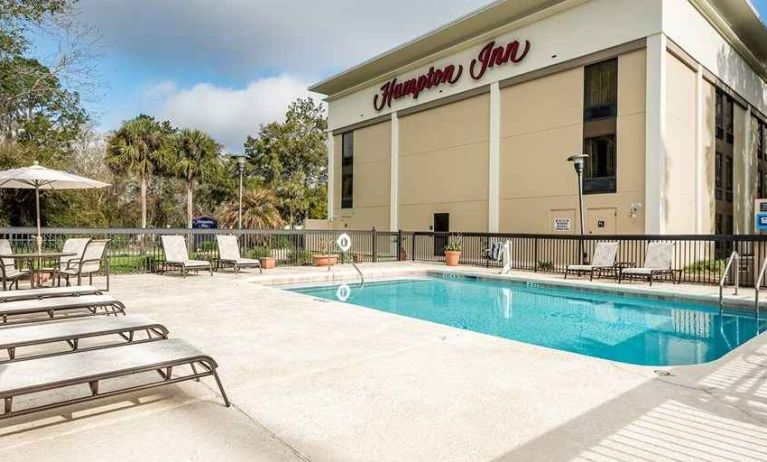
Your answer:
[29,0,767,152]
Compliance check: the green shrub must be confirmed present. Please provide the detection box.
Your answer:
[197,240,218,252]
[685,259,725,274]
[108,255,150,274]
[288,248,314,266]
[247,246,271,259]
[537,261,555,271]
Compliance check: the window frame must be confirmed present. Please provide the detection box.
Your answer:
[341,131,354,209]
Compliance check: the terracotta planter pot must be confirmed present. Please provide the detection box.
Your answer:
[31,272,52,285]
[259,257,276,270]
[444,250,461,266]
[312,255,338,267]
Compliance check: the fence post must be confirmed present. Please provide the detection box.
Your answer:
[372,227,378,263]
[411,233,416,262]
[397,230,403,261]
[534,238,539,272]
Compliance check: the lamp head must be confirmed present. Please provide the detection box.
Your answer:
[567,154,589,174]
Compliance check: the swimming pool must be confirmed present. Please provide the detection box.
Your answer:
[291,275,767,366]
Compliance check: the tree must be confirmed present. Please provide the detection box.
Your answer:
[244,97,327,226]
[105,115,170,228]
[165,128,223,228]
[218,188,284,230]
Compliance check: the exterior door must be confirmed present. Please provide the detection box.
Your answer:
[587,207,617,235]
[434,213,449,256]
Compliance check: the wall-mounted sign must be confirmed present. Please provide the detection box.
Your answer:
[553,218,572,232]
[373,38,531,111]
[756,199,767,232]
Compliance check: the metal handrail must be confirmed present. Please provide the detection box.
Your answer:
[755,257,767,316]
[719,251,739,306]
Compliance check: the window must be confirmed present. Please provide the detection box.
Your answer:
[715,152,723,201]
[582,59,618,194]
[583,135,617,194]
[584,59,618,120]
[725,97,734,143]
[725,157,733,202]
[715,92,724,140]
[341,132,353,209]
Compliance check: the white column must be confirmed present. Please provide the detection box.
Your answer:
[390,112,399,231]
[326,132,334,222]
[488,82,501,232]
[694,65,704,234]
[645,33,668,234]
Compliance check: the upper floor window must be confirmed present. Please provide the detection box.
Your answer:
[582,58,618,194]
[341,132,353,209]
[716,91,734,143]
[583,135,617,194]
[584,59,618,121]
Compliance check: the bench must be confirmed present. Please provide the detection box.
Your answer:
[0,285,102,303]
[0,315,168,362]
[0,338,230,419]
[0,294,126,325]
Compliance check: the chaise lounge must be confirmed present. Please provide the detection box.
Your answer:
[564,242,619,281]
[0,338,230,420]
[0,285,102,303]
[619,242,680,286]
[160,235,213,277]
[0,294,126,325]
[216,235,262,273]
[0,314,168,363]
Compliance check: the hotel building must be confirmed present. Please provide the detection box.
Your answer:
[309,0,767,236]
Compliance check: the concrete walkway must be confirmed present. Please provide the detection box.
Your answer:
[1,263,766,461]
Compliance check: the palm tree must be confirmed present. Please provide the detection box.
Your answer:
[165,129,222,228]
[105,115,167,228]
[218,189,284,229]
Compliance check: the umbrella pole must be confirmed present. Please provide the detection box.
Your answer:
[35,185,42,254]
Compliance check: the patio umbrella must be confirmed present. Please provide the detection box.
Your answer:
[0,161,110,253]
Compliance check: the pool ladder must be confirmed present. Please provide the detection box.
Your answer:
[754,257,767,318]
[718,251,739,308]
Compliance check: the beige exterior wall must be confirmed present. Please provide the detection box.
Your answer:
[398,94,490,232]
[733,103,749,233]
[498,49,646,234]
[664,52,698,234]
[332,121,391,230]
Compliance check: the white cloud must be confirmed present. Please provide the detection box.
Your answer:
[154,75,314,152]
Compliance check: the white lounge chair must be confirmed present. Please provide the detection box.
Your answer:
[619,242,680,286]
[565,242,619,281]
[0,294,126,325]
[0,314,168,362]
[57,239,110,287]
[0,339,229,419]
[0,239,30,290]
[160,235,212,277]
[216,235,262,273]
[0,285,102,303]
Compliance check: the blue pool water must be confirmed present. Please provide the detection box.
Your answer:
[291,276,767,366]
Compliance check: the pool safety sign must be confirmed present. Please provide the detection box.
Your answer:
[756,200,767,232]
[553,218,572,232]
[336,233,352,252]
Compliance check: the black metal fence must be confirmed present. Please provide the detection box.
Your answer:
[1,227,765,286]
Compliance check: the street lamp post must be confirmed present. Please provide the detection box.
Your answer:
[229,153,247,230]
[567,154,589,264]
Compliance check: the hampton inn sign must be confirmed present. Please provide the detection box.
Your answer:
[373,38,531,110]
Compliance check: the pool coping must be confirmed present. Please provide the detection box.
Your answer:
[256,264,767,313]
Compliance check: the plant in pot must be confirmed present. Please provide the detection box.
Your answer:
[250,246,276,270]
[444,235,463,266]
[312,239,338,267]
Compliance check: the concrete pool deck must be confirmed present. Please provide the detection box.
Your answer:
[1,262,766,461]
